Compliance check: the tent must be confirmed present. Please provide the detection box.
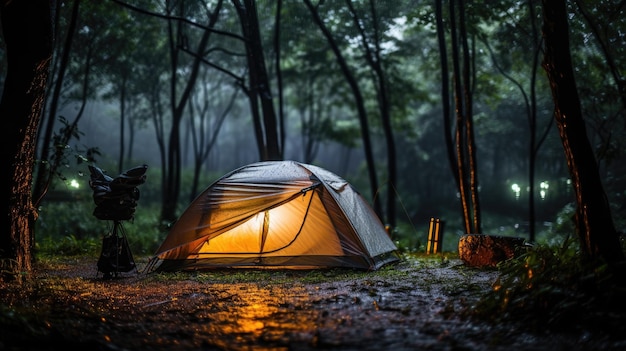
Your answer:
[147,160,399,271]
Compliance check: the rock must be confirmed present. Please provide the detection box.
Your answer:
[458,234,528,268]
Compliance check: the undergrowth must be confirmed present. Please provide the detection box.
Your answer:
[468,234,626,337]
[36,200,165,257]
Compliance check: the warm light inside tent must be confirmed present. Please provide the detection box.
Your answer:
[150,160,400,271]
[193,190,345,258]
[198,193,311,254]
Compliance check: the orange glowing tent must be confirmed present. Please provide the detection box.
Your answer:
[147,161,399,271]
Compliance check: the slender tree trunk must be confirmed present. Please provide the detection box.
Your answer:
[541,0,624,267]
[435,0,459,188]
[235,0,281,161]
[574,0,626,111]
[480,2,547,242]
[304,0,383,218]
[148,83,168,226]
[527,0,541,242]
[118,75,127,174]
[126,99,136,163]
[161,0,222,223]
[32,0,80,207]
[0,0,53,280]
[347,0,396,229]
[458,0,481,234]
[274,0,285,159]
[449,0,472,234]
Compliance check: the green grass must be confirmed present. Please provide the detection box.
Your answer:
[35,199,165,257]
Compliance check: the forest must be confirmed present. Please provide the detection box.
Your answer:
[1,0,626,349]
[0,0,624,264]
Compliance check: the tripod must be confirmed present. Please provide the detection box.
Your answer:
[89,164,147,279]
[97,220,136,279]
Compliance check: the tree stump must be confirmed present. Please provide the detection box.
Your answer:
[458,234,528,268]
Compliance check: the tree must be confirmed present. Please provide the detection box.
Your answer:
[522,0,545,243]
[435,0,456,192]
[0,0,53,280]
[32,0,81,209]
[541,0,624,268]
[569,0,626,228]
[304,0,383,219]
[98,2,164,173]
[186,72,239,201]
[160,0,224,223]
[478,0,552,242]
[232,0,282,161]
[346,0,398,229]
[573,0,626,112]
[277,4,361,165]
[438,0,481,234]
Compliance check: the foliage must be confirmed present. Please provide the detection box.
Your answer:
[35,200,165,257]
[469,234,626,335]
[37,235,99,257]
[45,116,101,182]
[2,0,621,278]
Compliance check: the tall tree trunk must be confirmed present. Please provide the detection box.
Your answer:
[32,0,80,207]
[118,75,127,174]
[233,0,282,161]
[449,0,472,234]
[458,0,481,234]
[435,0,459,189]
[573,0,626,111]
[0,0,53,280]
[346,0,397,229]
[126,98,136,163]
[161,0,223,223]
[480,2,549,243]
[273,0,285,159]
[527,0,538,242]
[445,0,481,234]
[148,83,168,226]
[458,0,482,233]
[304,0,383,219]
[541,0,625,267]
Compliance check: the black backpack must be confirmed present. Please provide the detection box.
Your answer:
[97,233,135,277]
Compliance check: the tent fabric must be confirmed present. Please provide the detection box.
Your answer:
[148,160,399,271]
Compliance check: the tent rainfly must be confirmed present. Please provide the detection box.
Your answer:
[147,161,399,271]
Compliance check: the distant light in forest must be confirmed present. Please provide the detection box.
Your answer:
[511,183,521,200]
[540,181,549,200]
[69,179,80,189]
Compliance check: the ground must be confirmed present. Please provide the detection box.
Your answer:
[1,255,625,351]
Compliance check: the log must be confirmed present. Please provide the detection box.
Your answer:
[458,234,528,268]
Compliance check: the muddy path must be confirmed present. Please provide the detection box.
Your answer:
[1,255,624,350]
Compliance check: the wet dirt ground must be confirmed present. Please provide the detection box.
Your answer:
[1,255,625,350]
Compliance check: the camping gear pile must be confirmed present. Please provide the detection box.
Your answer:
[147,160,398,272]
[89,164,148,221]
[88,164,148,278]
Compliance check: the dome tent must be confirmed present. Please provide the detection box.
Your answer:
[147,161,399,271]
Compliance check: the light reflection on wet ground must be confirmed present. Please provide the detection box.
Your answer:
[39,257,617,350]
[192,283,320,349]
[121,261,502,350]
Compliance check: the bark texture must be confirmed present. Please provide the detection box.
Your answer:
[541,0,624,267]
[458,234,527,268]
[0,0,53,280]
